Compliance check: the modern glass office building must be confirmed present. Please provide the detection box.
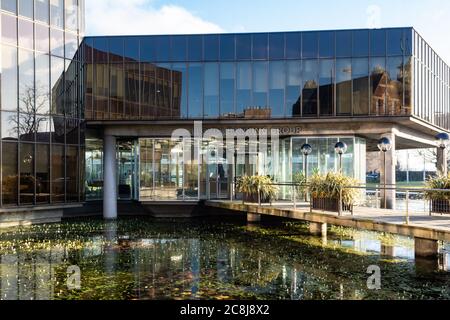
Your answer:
[1,1,450,220]
[0,0,84,209]
[82,28,450,208]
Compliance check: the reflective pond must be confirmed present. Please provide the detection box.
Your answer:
[0,217,449,300]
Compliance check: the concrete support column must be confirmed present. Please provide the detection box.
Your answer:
[103,135,117,220]
[437,147,448,176]
[309,222,327,237]
[415,237,439,259]
[380,133,396,209]
[247,213,261,223]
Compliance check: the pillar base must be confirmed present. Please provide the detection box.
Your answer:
[247,213,261,223]
[309,222,327,237]
[415,238,439,259]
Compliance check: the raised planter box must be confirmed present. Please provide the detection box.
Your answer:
[312,197,353,213]
[430,199,450,214]
[243,193,271,204]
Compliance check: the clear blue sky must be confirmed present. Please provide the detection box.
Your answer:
[86,0,450,63]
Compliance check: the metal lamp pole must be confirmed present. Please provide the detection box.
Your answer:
[301,144,312,202]
[378,137,392,209]
[436,132,450,176]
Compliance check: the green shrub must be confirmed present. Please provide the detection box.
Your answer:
[308,171,360,206]
[236,175,279,203]
[424,174,450,200]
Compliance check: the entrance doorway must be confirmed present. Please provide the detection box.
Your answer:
[117,140,138,200]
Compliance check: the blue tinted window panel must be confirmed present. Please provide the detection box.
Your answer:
[204,35,219,61]
[319,31,335,58]
[236,34,251,60]
[387,29,404,56]
[220,34,235,61]
[252,33,268,60]
[269,33,284,60]
[188,35,203,61]
[336,31,352,57]
[303,32,318,58]
[285,33,301,59]
[353,30,369,57]
[140,37,157,62]
[157,36,170,62]
[124,38,140,62]
[370,29,386,56]
[171,36,187,61]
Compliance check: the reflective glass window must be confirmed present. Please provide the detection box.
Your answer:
[252,33,268,60]
[188,35,202,61]
[269,61,285,117]
[140,37,157,62]
[66,146,79,201]
[336,58,352,115]
[370,29,386,56]
[220,62,235,116]
[353,30,369,57]
[20,143,35,204]
[387,29,404,56]
[302,59,318,116]
[204,35,219,61]
[220,34,235,61]
[18,18,34,50]
[171,35,187,62]
[35,24,49,52]
[50,56,64,114]
[386,56,404,115]
[92,37,108,63]
[1,111,18,140]
[236,34,251,60]
[35,0,49,24]
[319,59,334,115]
[253,61,268,108]
[19,0,33,18]
[269,33,284,60]
[65,31,77,59]
[352,58,369,115]
[109,63,124,119]
[336,31,352,57]
[66,117,78,144]
[36,144,50,203]
[50,28,64,57]
[52,144,65,203]
[50,0,64,29]
[52,115,64,143]
[302,32,318,58]
[108,37,123,62]
[157,36,170,62]
[1,45,18,111]
[172,63,187,118]
[65,0,77,31]
[18,49,35,115]
[124,38,139,61]
[2,142,18,205]
[1,0,16,13]
[18,112,35,142]
[285,32,301,59]
[204,63,219,118]
[236,62,252,114]
[286,60,301,116]
[188,63,203,118]
[36,115,51,142]
[124,63,140,119]
[370,57,386,115]
[319,31,334,58]
[1,14,17,45]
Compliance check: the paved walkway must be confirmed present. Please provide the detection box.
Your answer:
[206,200,450,241]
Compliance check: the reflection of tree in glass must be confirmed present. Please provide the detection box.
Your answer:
[9,85,50,139]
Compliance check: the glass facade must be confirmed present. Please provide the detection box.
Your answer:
[81,28,435,125]
[413,30,450,129]
[0,0,84,207]
[84,136,366,202]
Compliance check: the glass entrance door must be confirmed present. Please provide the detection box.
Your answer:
[117,140,138,200]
